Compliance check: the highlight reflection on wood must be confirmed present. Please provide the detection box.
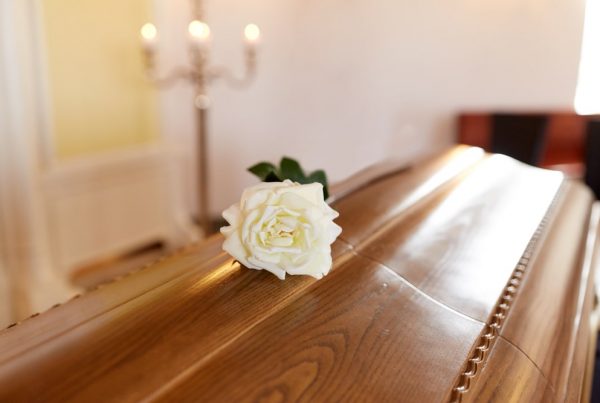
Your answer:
[0,146,597,402]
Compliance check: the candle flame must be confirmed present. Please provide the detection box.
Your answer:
[244,24,260,42]
[140,23,157,40]
[188,20,211,40]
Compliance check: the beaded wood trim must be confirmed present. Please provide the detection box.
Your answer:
[448,183,564,403]
[1,240,210,332]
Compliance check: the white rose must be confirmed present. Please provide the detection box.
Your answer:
[220,180,342,280]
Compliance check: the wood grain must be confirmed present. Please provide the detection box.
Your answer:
[0,241,352,402]
[351,154,563,321]
[333,145,485,247]
[0,146,596,402]
[499,182,594,401]
[150,254,483,403]
[461,337,556,403]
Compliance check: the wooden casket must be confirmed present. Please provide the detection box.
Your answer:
[0,145,598,402]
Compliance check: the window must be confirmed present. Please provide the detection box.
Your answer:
[575,0,600,115]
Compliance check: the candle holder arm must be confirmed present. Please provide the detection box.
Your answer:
[145,66,198,88]
[206,50,257,89]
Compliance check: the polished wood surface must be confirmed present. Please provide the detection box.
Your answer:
[0,145,597,402]
[499,184,596,401]
[461,337,555,402]
[337,152,563,321]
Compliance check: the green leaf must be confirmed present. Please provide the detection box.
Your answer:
[249,157,330,200]
[247,162,278,181]
[308,170,329,200]
[264,171,282,182]
[279,157,305,182]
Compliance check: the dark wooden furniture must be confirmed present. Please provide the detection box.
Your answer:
[586,121,600,199]
[490,113,548,165]
[458,112,587,177]
[0,146,598,402]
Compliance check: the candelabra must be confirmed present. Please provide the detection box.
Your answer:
[140,3,260,236]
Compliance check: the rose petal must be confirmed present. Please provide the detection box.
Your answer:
[241,181,293,211]
[241,209,261,243]
[286,251,331,279]
[222,230,252,268]
[281,182,323,205]
[222,203,242,227]
[247,256,287,280]
[279,191,319,211]
[221,180,341,281]
[327,222,343,244]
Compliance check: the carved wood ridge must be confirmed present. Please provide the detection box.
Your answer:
[448,181,566,402]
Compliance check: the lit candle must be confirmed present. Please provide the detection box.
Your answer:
[244,23,260,47]
[140,23,157,51]
[188,20,211,51]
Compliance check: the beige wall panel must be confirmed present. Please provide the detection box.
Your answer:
[42,0,158,159]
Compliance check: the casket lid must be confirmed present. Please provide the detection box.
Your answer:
[0,145,597,402]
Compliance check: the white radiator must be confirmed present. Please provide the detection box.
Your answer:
[43,146,181,274]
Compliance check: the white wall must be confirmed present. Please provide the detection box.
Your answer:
[159,0,586,217]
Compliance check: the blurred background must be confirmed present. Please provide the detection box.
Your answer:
[0,0,597,326]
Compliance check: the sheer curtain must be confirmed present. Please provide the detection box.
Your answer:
[0,0,75,326]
